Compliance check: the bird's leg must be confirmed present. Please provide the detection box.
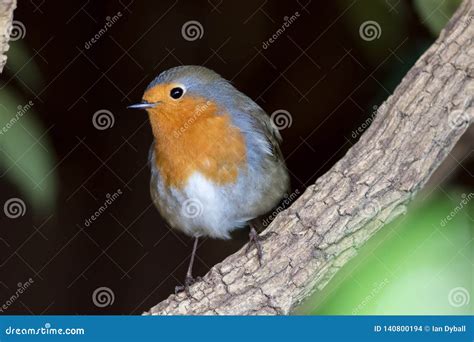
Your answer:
[185,236,199,283]
[247,225,263,265]
[246,219,278,265]
[175,237,200,295]
[246,219,268,265]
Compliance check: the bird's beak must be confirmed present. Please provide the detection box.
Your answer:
[127,101,160,110]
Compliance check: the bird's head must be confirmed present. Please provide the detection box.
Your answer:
[128,66,232,139]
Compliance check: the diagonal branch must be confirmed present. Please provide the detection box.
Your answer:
[147,0,473,315]
[0,0,16,73]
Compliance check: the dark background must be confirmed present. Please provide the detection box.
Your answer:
[0,0,470,314]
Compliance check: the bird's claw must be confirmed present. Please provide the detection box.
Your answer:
[246,229,274,265]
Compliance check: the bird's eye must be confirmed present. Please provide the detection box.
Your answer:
[170,87,184,99]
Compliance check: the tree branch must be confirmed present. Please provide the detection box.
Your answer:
[147,0,473,315]
[0,0,15,73]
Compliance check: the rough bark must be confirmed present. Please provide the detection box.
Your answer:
[0,0,15,73]
[145,1,474,315]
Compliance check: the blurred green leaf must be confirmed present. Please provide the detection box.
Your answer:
[414,0,462,35]
[0,89,57,212]
[5,41,43,92]
[297,189,473,315]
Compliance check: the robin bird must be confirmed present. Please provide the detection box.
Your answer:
[128,66,289,293]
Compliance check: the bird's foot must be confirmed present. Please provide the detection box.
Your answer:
[175,275,202,296]
[246,229,276,265]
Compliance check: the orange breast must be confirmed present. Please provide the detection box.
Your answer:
[145,90,247,189]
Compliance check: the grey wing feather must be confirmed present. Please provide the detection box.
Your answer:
[246,105,285,161]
